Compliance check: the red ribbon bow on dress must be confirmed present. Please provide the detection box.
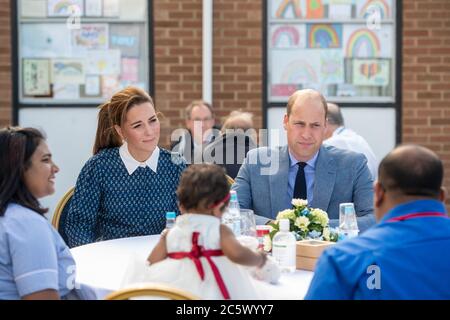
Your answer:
[167,231,231,300]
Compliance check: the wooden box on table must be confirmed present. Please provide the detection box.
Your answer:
[296,240,335,271]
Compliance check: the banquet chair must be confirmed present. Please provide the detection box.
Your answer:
[51,186,75,245]
[105,283,200,300]
[226,174,235,186]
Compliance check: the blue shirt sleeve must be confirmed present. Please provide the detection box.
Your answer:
[7,215,59,297]
[65,157,101,247]
[304,250,353,300]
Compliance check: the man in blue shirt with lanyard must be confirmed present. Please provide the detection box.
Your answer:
[306,144,450,299]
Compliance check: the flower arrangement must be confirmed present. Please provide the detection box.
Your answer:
[266,199,339,250]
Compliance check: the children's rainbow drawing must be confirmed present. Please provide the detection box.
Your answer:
[53,1,73,14]
[307,24,342,49]
[360,0,390,19]
[271,26,300,47]
[275,0,302,18]
[49,0,82,16]
[281,60,318,84]
[346,29,381,57]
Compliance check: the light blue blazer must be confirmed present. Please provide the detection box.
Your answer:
[232,145,375,232]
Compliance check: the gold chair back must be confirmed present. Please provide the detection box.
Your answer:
[105,283,199,300]
[51,186,75,230]
[226,174,235,186]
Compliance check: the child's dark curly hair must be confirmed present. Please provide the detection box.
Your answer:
[177,164,230,211]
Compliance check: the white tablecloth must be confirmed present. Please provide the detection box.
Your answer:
[71,235,314,300]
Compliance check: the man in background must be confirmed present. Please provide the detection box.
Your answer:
[324,103,378,180]
[171,100,217,164]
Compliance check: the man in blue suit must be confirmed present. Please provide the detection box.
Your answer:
[232,89,375,231]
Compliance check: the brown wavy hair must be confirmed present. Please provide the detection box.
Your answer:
[0,127,47,216]
[93,87,155,154]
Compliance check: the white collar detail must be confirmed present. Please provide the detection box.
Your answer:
[119,142,159,175]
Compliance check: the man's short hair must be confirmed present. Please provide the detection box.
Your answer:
[327,103,344,126]
[286,89,328,119]
[185,100,214,120]
[378,144,443,198]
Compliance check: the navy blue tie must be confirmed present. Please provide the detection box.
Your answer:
[293,162,307,200]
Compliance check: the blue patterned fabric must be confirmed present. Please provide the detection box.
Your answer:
[64,148,186,247]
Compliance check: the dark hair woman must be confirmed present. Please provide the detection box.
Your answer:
[0,127,76,300]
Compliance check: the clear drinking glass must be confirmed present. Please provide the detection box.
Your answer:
[237,209,258,250]
[240,209,256,237]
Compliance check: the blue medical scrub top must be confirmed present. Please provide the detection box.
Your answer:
[305,199,450,300]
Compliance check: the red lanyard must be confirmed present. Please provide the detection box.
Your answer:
[387,211,449,223]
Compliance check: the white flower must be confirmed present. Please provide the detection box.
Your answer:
[294,216,310,231]
[263,234,272,252]
[276,209,296,221]
[311,208,329,227]
[291,198,308,207]
[322,227,331,241]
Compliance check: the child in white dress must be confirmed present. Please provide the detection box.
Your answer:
[138,164,271,299]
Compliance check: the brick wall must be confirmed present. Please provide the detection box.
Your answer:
[402,0,450,206]
[213,0,263,130]
[153,0,203,147]
[0,0,12,127]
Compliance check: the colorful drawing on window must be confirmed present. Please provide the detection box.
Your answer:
[110,24,141,58]
[345,28,380,57]
[281,60,319,84]
[72,24,109,50]
[86,50,121,75]
[271,25,302,48]
[48,0,84,17]
[352,59,390,86]
[306,0,324,19]
[307,24,342,48]
[121,58,139,83]
[271,84,301,98]
[358,0,391,19]
[275,0,302,18]
[52,59,85,84]
[319,50,344,84]
[23,59,51,96]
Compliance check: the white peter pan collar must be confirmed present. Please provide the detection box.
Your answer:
[119,142,159,175]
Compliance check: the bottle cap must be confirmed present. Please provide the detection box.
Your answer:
[279,219,290,232]
[166,211,176,219]
[230,190,238,201]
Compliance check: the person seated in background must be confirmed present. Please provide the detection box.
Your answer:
[171,100,219,164]
[204,111,257,179]
[232,89,375,231]
[0,127,76,300]
[64,87,186,248]
[123,164,277,299]
[306,144,450,300]
[324,103,378,180]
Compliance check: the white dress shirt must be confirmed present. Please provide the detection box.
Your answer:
[119,142,160,175]
[324,126,378,180]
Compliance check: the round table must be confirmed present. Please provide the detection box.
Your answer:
[71,235,314,300]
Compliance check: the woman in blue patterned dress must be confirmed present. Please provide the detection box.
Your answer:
[64,87,186,247]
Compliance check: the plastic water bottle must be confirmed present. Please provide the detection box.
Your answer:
[165,211,176,229]
[338,203,359,241]
[272,219,296,273]
[222,191,241,236]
